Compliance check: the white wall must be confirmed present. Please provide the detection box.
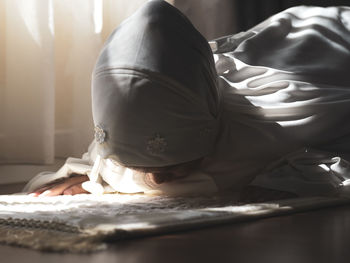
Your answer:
[0,158,65,184]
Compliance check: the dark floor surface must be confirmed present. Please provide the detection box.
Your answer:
[1,183,350,263]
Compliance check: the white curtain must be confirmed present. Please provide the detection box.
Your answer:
[0,0,235,166]
[0,0,157,165]
[0,0,55,164]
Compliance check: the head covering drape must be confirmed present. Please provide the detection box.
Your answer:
[92,0,220,167]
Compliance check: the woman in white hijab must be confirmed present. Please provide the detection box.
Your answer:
[25,1,350,197]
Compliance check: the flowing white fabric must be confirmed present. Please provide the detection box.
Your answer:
[206,6,350,195]
[24,5,350,197]
[24,141,218,196]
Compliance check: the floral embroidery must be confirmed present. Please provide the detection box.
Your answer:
[94,125,106,144]
[147,134,167,155]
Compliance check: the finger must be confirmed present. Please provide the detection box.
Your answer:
[39,175,89,197]
[40,176,89,196]
[63,183,89,195]
[29,177,76,196]
[29,186,52,197]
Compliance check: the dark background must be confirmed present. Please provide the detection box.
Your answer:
[236,0,350,31]
[174,0,350,41]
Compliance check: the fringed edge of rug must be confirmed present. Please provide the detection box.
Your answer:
[1,196,350,253]
[0,218,107,253]
[95,196,350,242]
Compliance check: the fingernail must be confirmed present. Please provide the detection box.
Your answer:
[28,193,37,197]
[39,190,51,197]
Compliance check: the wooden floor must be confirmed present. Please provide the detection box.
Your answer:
[1,183,350,263]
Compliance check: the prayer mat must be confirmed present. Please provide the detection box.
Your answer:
[0,188,349,253]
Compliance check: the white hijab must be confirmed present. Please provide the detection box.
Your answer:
[92,0,220,167]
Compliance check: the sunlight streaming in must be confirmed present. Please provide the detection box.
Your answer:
[93,0,103,34]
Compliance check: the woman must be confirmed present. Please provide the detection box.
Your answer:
[25,1,350,197]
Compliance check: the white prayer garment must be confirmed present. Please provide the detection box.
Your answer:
[24,2,350,197]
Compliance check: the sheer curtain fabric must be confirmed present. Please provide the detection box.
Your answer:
[0,0,152,164]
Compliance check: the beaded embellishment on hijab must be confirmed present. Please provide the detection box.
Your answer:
[94,125,106,144]
[147,134,167,155]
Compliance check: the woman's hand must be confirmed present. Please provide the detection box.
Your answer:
[29,175,90,197]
